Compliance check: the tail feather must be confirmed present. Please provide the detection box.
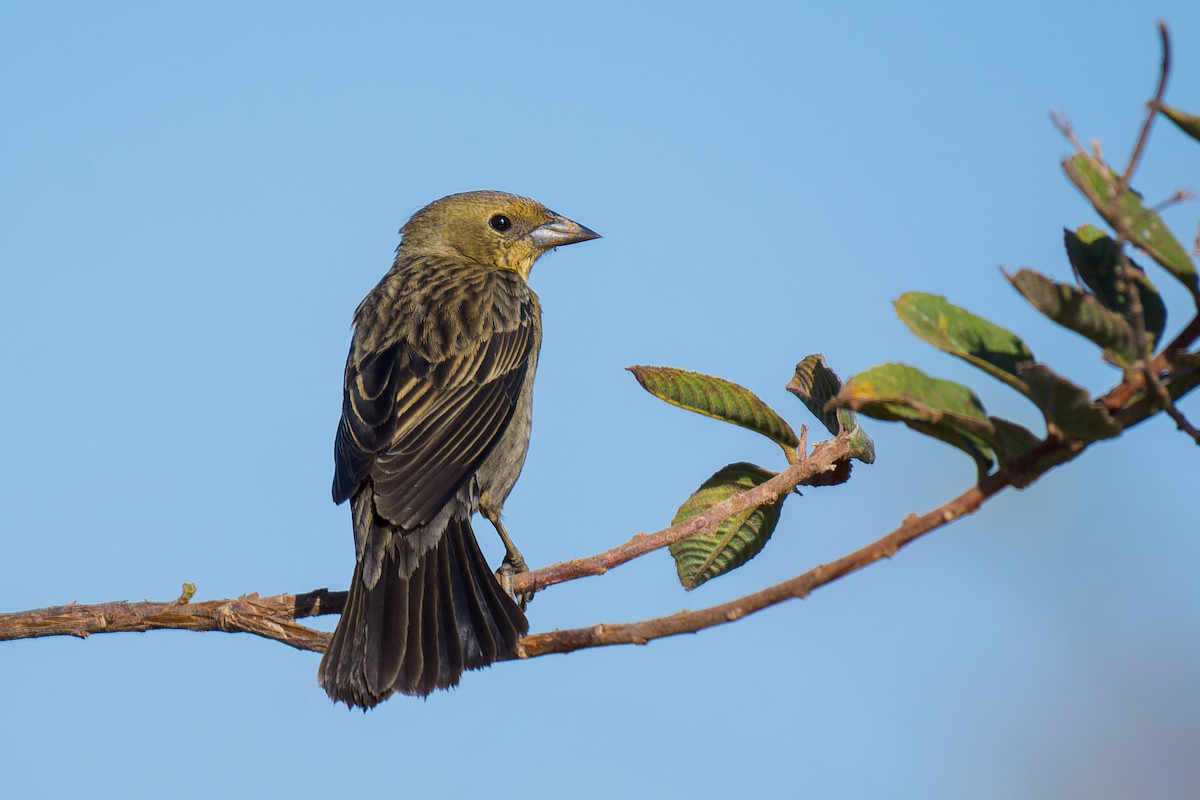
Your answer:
[318,514,528,708]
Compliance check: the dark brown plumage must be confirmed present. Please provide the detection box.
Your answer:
[318,190,598,708]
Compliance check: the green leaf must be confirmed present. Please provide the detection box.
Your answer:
[1017,363,1122,442]
[989,417,1041,463]
[628,365,800,455]
[787,354,876,463]
[894,292,1034,396]
[1063,226,1167,349]
[1006,268,1138,366]
[669,463,785,590]
[1063,152,1198,296]
[833,362,996,473]
[1154,101,1200,143]
[988,416,1043,485]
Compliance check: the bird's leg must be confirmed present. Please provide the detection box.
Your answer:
[481,507,534,610]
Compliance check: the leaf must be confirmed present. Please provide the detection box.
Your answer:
[833,363,997,473]
[989,417,1041,464]
[1006,268,1138,366]
[669,463,785,590]
[1063,226,1167,349]
[988,416,1042,486]
[1063,152,1198,295]
[628,365,800,455]
[787,354,876,463]
[1154,101,1200,144]
[894,292,1033,395]
[1016,363,1122,442]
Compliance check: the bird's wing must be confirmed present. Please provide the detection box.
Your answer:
[332,277,536,530]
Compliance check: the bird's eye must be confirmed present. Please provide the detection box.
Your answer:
[489,214,512,233]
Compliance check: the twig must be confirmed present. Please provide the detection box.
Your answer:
[1,428,1089,660]
[518,473,1007,658]
[0,589,340,652]
[1102,313,1200,411]
[0,468,1011,661]
[2,303,1196,663]
[1105,23,1200,443]
[1118,247,1200,442]
[1120,21,1171,189]
[0,439,851,651]
[510,437,849,596]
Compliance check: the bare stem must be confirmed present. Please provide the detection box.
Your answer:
[518,475,1006,658]
[0,589,340,652]
[1120,21,1171,189]
[509,437,849,596]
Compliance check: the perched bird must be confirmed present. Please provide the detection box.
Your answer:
[318,190,599,708]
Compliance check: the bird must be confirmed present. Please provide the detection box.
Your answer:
[318,190,600,708]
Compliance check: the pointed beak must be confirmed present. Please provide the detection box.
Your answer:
[528,214,602,249]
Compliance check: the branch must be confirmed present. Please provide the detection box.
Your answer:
[518,474,1006,657]
[1105,23,1200,443]
[2,320,1196,660]
[1,428,1087,660]
[0,588,340,652]
[0,438,850,652]
[509,436,849,596]
[1102,313,1200,410]
[1120,21,1171,189]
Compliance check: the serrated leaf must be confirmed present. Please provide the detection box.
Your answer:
[833,362,996,472]
[1007,268,1138,366]
[895,292,1034,396]
[1155,101,1200,144]
[1064,226,1167,348]
[1017,363,1121,442]
[1063,153,1198,295]
[787,354,843,435]
[628,365,800,455]
[787,354,876,463]
[669,463,785,590]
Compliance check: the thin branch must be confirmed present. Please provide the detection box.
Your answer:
[518,474,1007,658]
[1104,22,1199,443]
[0,465,1011,662]
[1,344,1195,658]
[0,439,851,652]
[1119,244,1200,443]
[2,430,1090,660]
[1120,21,1171,189]
[0,589,341,652]
[509,437,850,596]
[1103,313,1200,411]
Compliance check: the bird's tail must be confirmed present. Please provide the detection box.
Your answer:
[318,515,529,708]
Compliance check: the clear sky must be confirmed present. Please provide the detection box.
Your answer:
[4,3,1200,798]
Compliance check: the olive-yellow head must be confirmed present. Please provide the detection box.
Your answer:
[399,190,600,279]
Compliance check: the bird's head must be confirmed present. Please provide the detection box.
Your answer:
[399,190,600,279]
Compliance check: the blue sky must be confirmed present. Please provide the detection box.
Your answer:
[3,3,1200,798]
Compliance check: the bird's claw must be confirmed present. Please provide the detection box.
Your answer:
[496,554,535,611]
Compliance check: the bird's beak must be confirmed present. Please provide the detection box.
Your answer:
[528,215,601,249]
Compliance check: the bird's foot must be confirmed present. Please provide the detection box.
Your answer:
[496,553,534,611]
